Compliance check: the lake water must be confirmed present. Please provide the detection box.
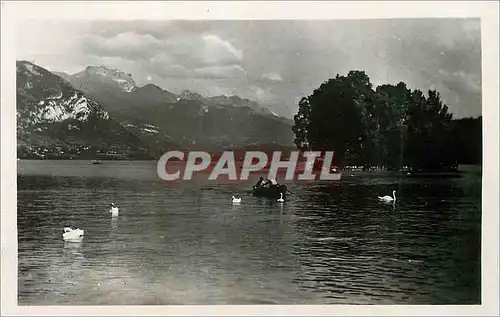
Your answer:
[17,160,481,305]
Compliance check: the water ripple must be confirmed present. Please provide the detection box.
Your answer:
[17,160,481,305]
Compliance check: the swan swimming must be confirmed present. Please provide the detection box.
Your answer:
[109,203,119,216]
[378,190,396,202]
[62,227,84,241]
[277,193,285,203]
[231,196,242,203]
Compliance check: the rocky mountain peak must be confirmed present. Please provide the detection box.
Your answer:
[75,65,137,92]
[179,90,204,100]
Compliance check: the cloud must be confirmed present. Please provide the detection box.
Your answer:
[86,20,213,40]
[79,30,248,81]
[252,86,265,100]
[147,62,248,81]
[157,33,243,69]
[438,69,481,94]
[78,27,245,74]
[15,19,482,119]
[194,64,247,79]
[146,53,191,78]
[261,72,282,82]
[80,32,165,60]
[157,64,191,79]
[249,85,279,104]
[201,34,243,65]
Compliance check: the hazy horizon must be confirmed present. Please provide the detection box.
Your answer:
[16,19,482,119]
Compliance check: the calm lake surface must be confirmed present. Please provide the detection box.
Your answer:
[17,160,481,305]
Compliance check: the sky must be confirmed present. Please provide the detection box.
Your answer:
[15,18,482,119]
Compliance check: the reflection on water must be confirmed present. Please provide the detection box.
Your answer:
[17,160,481,305]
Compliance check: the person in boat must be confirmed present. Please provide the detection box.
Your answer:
[255,177,265,188]
[269,177,278,186]
[264,177,278,189]
[260,177,272,188]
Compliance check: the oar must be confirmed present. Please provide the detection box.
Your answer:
[286,189,295,194]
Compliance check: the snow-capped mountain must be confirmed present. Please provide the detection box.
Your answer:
[27,93,109,124]
[60,67,178,116]
[17,62,295,157]
[57,65,294,148]
[204,94,276,117]
[17,61,110,126]
[16,61,149,159]
[62,66,282,118]
[174,91,276,116]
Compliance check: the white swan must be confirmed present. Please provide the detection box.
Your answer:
[378,190,396,202]
[277,192,285,203]
[231,196,241,203]
[62,227,84,241]
[109,203,119,216]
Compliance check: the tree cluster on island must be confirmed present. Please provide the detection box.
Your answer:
[292,70,482,172]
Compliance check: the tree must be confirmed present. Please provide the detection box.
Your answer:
[292,70,460,171]
[372,82,412,170]
[307,74,370,163]
[292,97,311,150]
[404,89,454,170]
[291,71,377,164]
[450,117,482,165]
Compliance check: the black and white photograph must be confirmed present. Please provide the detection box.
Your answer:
[1,1,499,315]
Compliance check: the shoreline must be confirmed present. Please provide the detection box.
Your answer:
[16,159,481,176]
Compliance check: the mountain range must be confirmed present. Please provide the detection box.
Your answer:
[16,61,295,159]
